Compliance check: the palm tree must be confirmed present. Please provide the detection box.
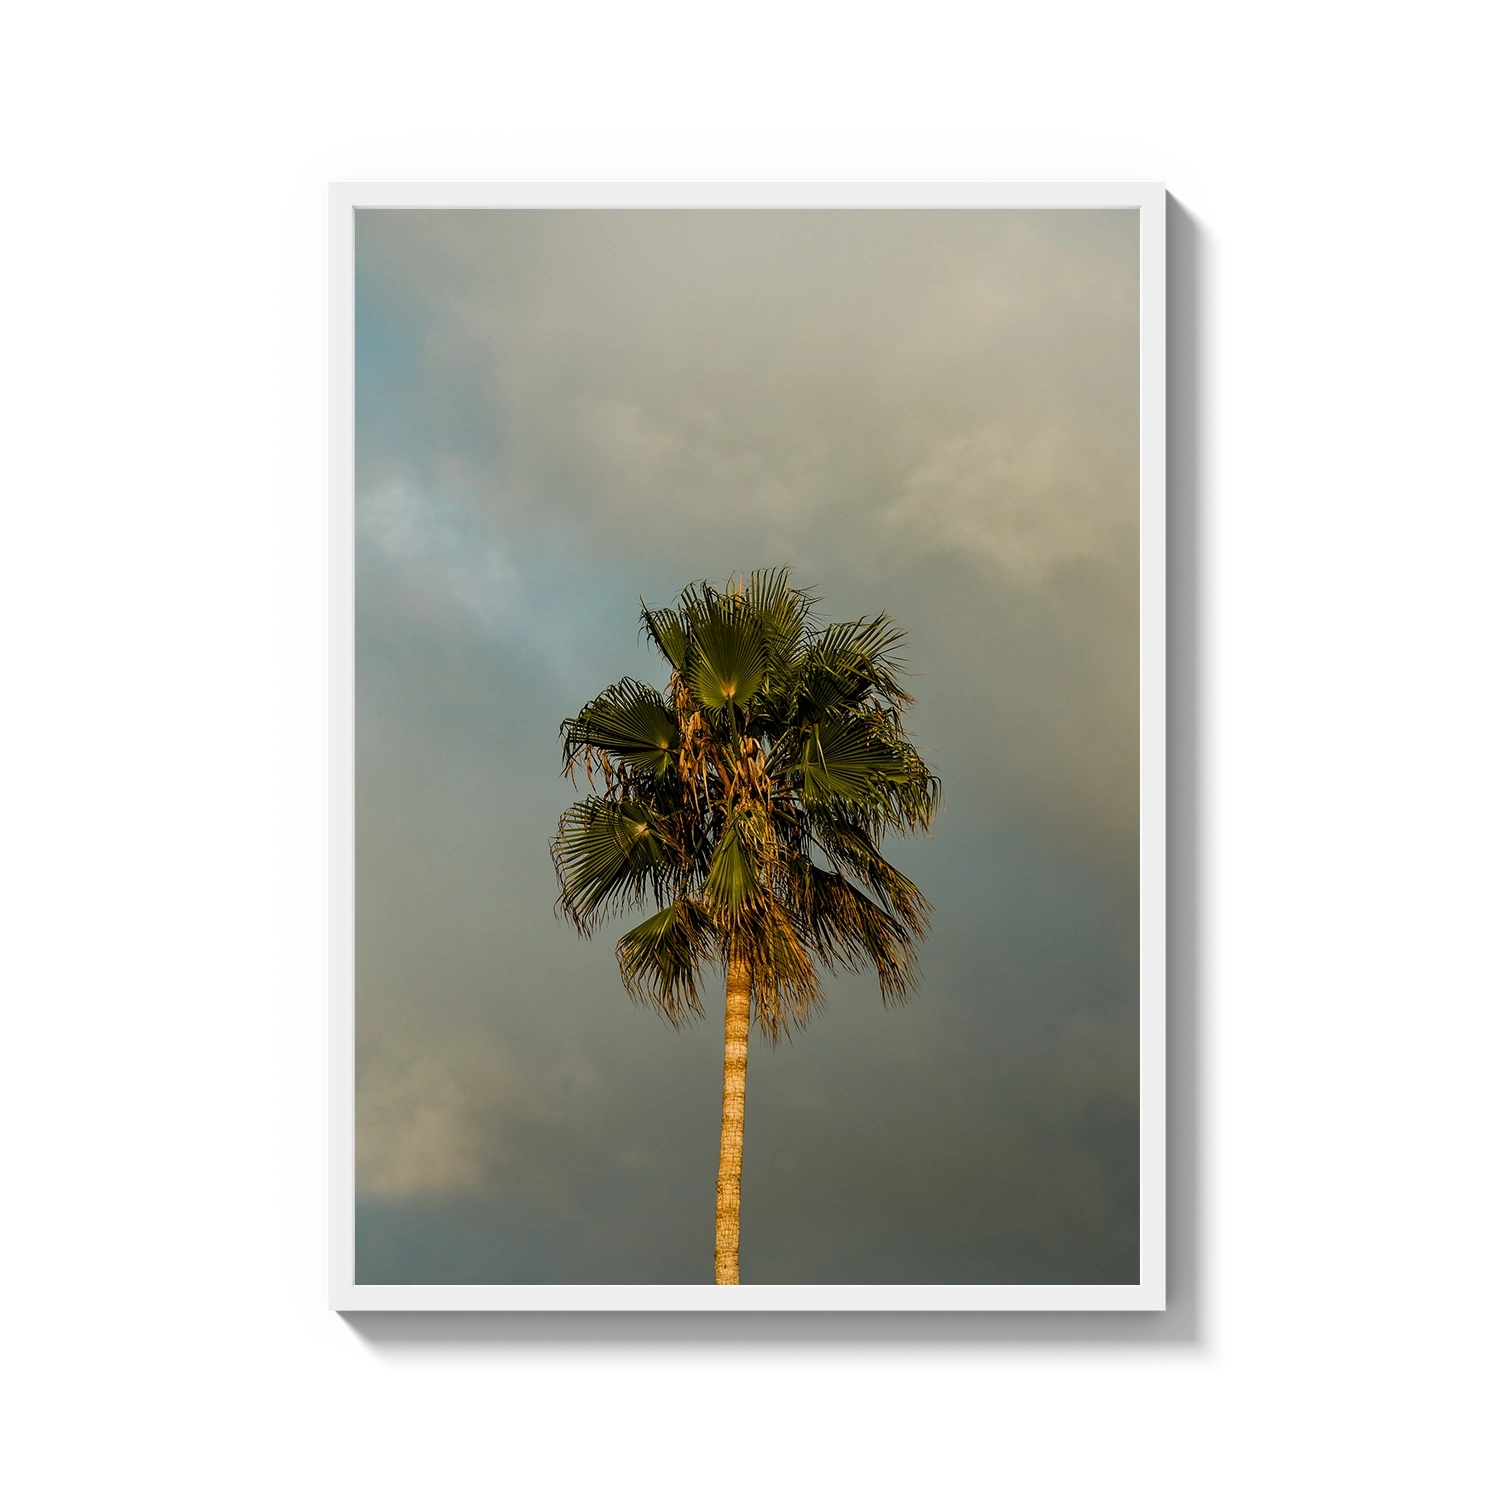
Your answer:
[550,569,939,1284]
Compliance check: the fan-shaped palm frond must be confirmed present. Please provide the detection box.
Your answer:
[703,813,758,912]
[640,605,690,672]
[552,797,670,933]
[792,858,926,1005]
[744,566,817,679]
[796,717,912,808]
[687,604,767,711]
[562,678,679,781]
[615,898,717,1022]
[803,614,913,714]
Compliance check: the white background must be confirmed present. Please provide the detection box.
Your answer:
[3,3,1495,1495]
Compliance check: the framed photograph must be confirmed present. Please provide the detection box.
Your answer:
[330,183,1165,1311]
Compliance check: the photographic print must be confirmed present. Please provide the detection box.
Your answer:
[357,202,1140,1290]
[330,186,1165,1310]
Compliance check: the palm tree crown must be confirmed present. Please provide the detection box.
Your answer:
[551,568,940,1041]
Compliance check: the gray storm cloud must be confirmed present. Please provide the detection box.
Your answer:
[354,209,1140,1283]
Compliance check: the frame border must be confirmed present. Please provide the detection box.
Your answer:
[273,123,1230,1374]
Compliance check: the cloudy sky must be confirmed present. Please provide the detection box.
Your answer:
[354,208,1140,1284]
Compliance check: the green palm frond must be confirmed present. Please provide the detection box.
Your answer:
[790,859,924,1005]
[878,748,943,833]
[804,615,913,711]
[687,605,767,711]
[743,566,817,677]
[703,813,757,911]
[791,661,859,724]
[562,678,679,779]
[796,717,911,807]
[615,898,716,1022]
[551,797,670,933]
[640,605,690,672]
[805,813,934,927]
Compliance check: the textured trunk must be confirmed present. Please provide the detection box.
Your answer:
[714,948,752,1284]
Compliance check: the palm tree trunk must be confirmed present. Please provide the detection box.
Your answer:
[714,947,752,1284]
